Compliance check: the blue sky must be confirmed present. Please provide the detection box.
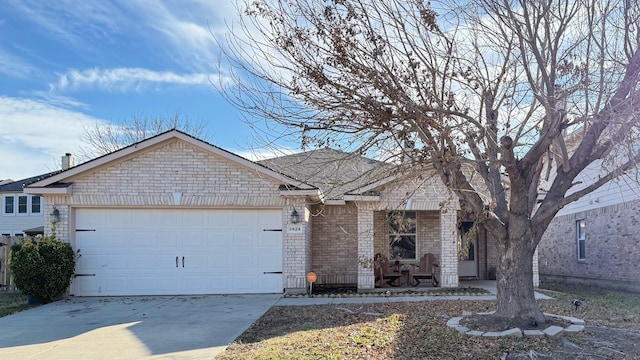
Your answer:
[0,1,289,180]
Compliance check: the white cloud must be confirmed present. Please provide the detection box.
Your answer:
[52,68,218,92]
[0,96,106,180]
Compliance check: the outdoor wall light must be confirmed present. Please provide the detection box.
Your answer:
[290,209,300,224]
[50,206,60,223]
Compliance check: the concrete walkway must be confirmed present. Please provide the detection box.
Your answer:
[275,280,552,306]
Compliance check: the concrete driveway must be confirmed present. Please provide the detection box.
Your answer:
[0,294,280,359]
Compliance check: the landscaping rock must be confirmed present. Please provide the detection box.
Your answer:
[467,330,485,336]
[564,324,585,333]
[446,317,462,327]
[523,330,545,336]
[543,325,564,338]
[500,328,523,337]
[482,331,502,337]
[455,326,470,333]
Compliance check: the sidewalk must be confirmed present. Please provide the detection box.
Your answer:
[275,280,552,306]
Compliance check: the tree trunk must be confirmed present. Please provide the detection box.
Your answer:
[494,218,546,325]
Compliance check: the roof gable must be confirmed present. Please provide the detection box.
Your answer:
[26,130,314,191]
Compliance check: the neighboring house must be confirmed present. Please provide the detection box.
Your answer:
[23,130,520,296]
[0,173,58,237]
[538,160,640,291]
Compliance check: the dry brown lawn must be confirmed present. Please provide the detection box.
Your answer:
[218,283,640,359]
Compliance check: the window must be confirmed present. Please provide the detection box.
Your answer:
[2,195,43,216]
[31,196,41,214]
[3,196,13,214]
[18,196,28,214]
[576,219,586,260]
[389,211,417,260]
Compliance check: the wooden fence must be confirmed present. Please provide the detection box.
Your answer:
[0,235,32,291]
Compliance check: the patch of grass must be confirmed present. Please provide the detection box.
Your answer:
[0,292,33,317]
[538,282,640,329]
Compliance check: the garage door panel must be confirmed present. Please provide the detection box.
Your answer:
[208,255,231,271]
[232,233,255,248]
[128,232,157,248]
[182,233,208,248]
[77,254,101,270]
[103,255,127,270]
[75,276,101,295]
[105,211,132,228]
[207,275,231,292]
[182,211,207,228]
[74,208,283,296]
[258,274,283,292]
[232,275,257,292]
[129,255,156,269]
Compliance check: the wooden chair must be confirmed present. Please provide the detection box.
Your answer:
[374,253,402,287]
[410,253,439,286]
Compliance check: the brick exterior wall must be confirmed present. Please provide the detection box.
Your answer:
[539,199,640,290]
[310,203,359,285]
[357,208,376,289]
[283,199,310,293]
[439,211,459,287]
[63,140,286,212]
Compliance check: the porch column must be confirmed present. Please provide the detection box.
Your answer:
[283,200,310,294]
[439,210,458,287]
[532,247,540,287]
[357,207,375,290]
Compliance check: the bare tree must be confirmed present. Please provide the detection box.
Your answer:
[78,113,209,160]
[220,0,640,325]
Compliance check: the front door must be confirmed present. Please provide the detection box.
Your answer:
[457,222,478,277]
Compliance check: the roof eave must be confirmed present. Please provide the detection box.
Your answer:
[24,184,73,195]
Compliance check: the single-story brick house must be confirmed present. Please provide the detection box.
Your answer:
[24,130,516,296]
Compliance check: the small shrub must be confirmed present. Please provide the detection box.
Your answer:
[9,234,76,303]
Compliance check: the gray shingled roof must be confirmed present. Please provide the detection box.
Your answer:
[258,148,392,199]
[0,171,61,192]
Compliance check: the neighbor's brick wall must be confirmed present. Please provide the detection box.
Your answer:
[310,203,358,285]
[539,199,640,288]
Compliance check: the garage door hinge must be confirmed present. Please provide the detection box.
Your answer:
[75,273,96,277]
[263,271,283,274]
[76,229,96,232]
[262,229,282,232]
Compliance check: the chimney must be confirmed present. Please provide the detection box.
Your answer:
[61,153,75,170]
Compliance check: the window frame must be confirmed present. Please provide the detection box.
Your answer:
[576,219,586,260]
[17,195,28,215]
[31,195,42,214]
[388,211,417,260]
[2,195,43,216]
[3,195,14,215]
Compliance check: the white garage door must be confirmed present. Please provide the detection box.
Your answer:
[72,208,283,296]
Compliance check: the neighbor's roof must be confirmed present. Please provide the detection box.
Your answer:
[0,171,61,192]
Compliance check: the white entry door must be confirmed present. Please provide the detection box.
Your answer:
[72,208,283,296]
